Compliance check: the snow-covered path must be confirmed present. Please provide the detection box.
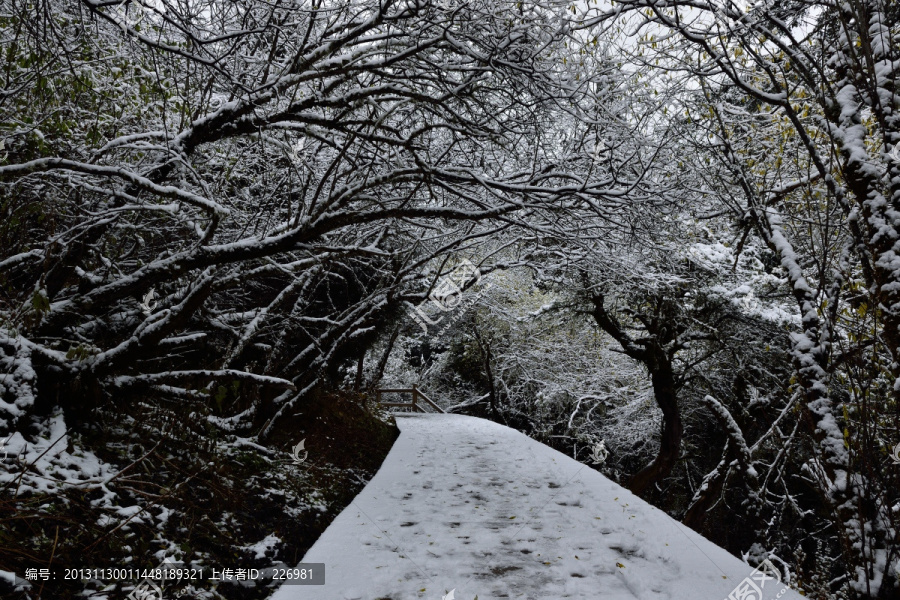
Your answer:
[270,414,804,600]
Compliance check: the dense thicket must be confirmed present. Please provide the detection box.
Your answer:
[0,0,618,435]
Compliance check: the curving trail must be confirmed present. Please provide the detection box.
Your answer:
[270,414,804,600]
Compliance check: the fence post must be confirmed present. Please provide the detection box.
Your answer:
[412,384,418,412]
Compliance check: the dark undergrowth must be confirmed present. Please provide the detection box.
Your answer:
[0,389,399,599]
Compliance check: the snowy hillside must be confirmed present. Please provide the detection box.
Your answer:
[270,414,805,600]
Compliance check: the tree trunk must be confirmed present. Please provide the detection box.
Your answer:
[368,326,399,392]
[473,325,500,418]
[589,293,684,497]
[628,362,683,496]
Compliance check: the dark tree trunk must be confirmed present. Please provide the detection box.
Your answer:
[368,325,399,392]
[628,363,683,496]
[473,325,500,418]
[588,292,684,497]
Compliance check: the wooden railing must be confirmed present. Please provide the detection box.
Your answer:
[375,385,446,414]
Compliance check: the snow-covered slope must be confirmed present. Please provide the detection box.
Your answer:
[270,414,804,600]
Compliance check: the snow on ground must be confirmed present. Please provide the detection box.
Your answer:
[270,414,805,600]
[0,409,119,496]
